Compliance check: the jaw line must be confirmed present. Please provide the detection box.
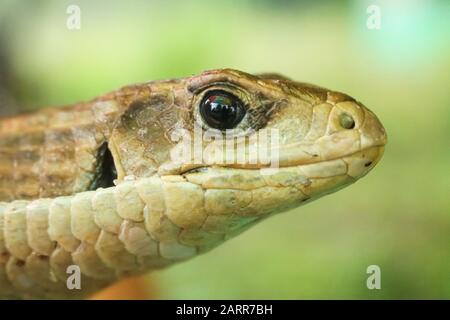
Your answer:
[178,145,385,176]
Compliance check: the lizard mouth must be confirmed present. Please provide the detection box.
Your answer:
[180,145,385,180]
[336,145,385,179]
[174,145,385,206]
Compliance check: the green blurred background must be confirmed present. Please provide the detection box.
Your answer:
[0,0,448,299]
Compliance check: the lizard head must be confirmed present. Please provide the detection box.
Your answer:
[108,69,387,238]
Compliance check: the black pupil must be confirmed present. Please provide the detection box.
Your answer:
[200,90,245,130]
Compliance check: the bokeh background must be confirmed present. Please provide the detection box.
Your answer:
[0,0,448,299]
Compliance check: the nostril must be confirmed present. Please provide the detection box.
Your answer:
[339,113,355,129]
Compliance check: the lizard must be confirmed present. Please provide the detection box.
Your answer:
[0,69,387,299]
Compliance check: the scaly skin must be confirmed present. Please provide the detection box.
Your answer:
[0,69,387,299]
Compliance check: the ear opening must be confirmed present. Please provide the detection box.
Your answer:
[90,142,117,190]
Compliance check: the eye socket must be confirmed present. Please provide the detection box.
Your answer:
[199,90,246,130]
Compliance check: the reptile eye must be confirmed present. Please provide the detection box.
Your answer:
[200,90,246,130]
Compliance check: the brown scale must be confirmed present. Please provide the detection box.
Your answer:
[0,102,113,201]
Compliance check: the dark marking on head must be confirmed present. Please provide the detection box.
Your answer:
[38,255,49,261]
[16,260,25,267]
[110,92,183,178]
